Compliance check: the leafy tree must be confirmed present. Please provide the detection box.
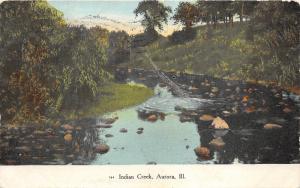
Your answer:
[0,0,66,123]
[134,0,172,34]
[56,26,110,111]
[0,1,110,123]
[196,1,220,26]
[108,31,130,65]
[245,1,300,85]
[173,2,200,30]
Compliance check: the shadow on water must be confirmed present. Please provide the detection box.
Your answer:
[0,68,299,164]
[0,124,100,165]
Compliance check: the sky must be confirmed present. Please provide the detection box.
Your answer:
[48,1,195,35]
[49,1,187,21]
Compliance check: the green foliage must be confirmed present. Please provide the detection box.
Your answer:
[57,26,110,111]
[173,2,200,29]
[0,0,66,123]
[108,31,130,64]
[134,0,172,33]
[0,1,110,124]
[249,1,300,86]
[128,1,299,86]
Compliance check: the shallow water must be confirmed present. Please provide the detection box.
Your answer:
[92,85,300,164]
[0,80,299,165]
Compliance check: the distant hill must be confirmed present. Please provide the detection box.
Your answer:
[67,14,182,36]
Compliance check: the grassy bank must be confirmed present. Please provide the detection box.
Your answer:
[124,23,248,78]
[67,82,154,118]
[120,22,299,94]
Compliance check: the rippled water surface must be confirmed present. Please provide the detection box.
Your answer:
[92,85,300,164]
[1,78,299,165]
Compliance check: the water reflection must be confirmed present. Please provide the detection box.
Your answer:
[0,125,99,165]
[197,123,299,164]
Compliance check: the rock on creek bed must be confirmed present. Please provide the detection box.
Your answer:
[0,69,300,164]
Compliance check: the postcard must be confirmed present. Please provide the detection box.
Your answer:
[0,0,299,187]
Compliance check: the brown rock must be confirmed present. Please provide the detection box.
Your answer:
[199,114,215,121]
[211,117,229,129]
[95,144,110,154]
[264,123,282,130]
[194,146,210,159]
[242,96,249,103]
[64,133,73,142]
[147,114,158,122]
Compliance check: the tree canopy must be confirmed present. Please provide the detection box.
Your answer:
[0,1,110,123]
[134,0,172,33]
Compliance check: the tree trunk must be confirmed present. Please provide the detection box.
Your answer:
[240,3,244,23]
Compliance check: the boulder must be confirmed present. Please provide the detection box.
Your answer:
[263,123,282,130]
[147,114,158,122]
[95,144,110,154]
[209,137,225,149]
[211,117,229,129]
[199,114,215,121]
[64,133,73,142]
[194,146,210,159]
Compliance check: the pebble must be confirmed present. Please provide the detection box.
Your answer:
[105,134,114,138]
[263,123,283,130]
[120,128,128,133]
